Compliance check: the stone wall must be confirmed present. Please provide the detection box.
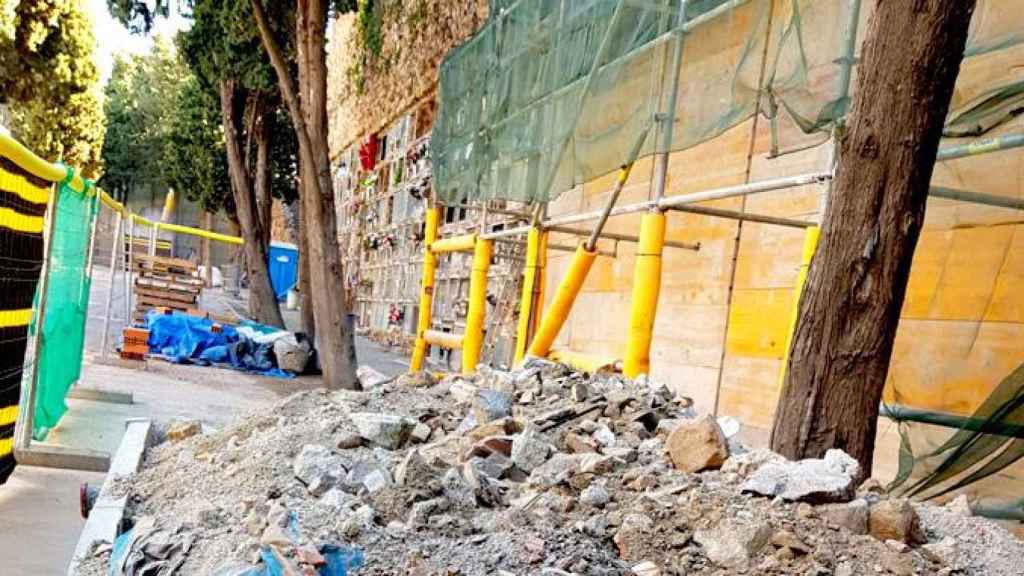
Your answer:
[326,1,489,159]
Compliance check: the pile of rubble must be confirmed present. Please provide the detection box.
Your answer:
[76,360,1022,575]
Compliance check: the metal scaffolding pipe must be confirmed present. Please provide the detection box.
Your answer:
[546,225,700,250]
[936,133,1024,162]
[929,186,1024,211]
[496,237,616,257]
[483,171,831,240]
[666,204,814,228]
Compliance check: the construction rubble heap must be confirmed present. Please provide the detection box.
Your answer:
[77,360,1022,575]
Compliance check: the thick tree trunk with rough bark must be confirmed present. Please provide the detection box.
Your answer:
[219,79,285,329]
[297,200,316,340]
[254,110,273,249]
[770,0,976,476]
[251,0,359,389]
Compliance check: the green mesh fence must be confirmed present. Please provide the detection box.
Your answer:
[436,0,1024,205]
[433,0,855,204]
[31,180,97,439]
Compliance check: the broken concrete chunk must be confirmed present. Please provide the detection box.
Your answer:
[721,448,785,478]
[592,424,616,448]
[394,449,437,487]
[528,453,581,488]
[472,389,513,424]
[577,453,620,475]
[511,425,551,472]
[293,444,345,493]
[356,365,390,389]
[613,513,655,560]
[868,498,925,544]
[665,414,729,473]
[741,449,860,504]
[396,370,437,388]
[571,381,589,402]
[693,518,772,569]
[410,422,432,444]
[448,378,479,404]
[817,498,869,534]
[580,482,610,508]
[945,494,972,517]
[564,432,599,454]
[166,419,202,443]
[274,335,311,374]
[441,468,476,508]
[349,412,414,450]
[770,529,811,554]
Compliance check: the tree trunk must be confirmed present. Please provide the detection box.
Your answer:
[297,198,316,340]
[254,106,273,249]
[770,0,976,477]
[251,0,359,389]
[219,79,285,329]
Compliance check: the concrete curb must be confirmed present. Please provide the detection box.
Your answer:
[66,418,152,576]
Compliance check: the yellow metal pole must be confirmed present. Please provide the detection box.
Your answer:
[461,238,493,373]
[410,206,440,371]
[777,226,821,391]
[430,233,477,253]
[515,227,543,363]
[527,244,598,358]
[533,229,548,336]
[623,211,667,377]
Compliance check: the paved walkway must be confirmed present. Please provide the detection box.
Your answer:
[0,265,409,574]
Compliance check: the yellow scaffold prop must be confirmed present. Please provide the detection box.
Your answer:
[409,206,494,374]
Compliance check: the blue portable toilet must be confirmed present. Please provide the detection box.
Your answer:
[267,241,299,300]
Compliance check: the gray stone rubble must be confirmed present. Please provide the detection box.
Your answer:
[75,360,1024,576]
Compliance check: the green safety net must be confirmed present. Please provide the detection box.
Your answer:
[435,0,1024,205]
[433,0,854,204]
[887,363,1024,520]
[30,179,97,439]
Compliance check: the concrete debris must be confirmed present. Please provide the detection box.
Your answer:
[869,498,925,544]
[75,361,1024,576]
[817,497,869,534]
[693,518,772,569]
[349,412,414,449]
[356,365,390,389]
[292,444,344,492]
[741,448,860,503]
[510,424,551,472]
[471,389,513,424]
[665,414,729,473]
[273,334,311,374]
[395,370,436,388]
[165,419,202,443]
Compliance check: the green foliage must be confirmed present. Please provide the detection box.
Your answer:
[106,0,172,34]
[0,0,105,177]
[356,0,382,59]
[99,38,186,201]
[165,74,234,215]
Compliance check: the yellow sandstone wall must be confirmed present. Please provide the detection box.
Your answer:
[543,3,1024,437]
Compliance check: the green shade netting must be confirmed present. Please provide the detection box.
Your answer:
[437,0,1024,205]
[31,181,97,440]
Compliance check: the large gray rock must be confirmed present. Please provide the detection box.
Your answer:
[349,412,415,450]
[273,335,311,374]
[394,449,438,487]
[293,444,346,495]
[511,425,551,472]
[666,414,729,473]
[471,389,512,424]
[741,449,860,504]
[693,519,772,569]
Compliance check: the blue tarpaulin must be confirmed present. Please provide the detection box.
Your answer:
[145,311,294,378]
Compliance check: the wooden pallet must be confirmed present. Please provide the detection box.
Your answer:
[135,287,199,304]
[133,255,198,277]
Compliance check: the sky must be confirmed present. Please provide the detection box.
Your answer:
[85,0,191,84]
